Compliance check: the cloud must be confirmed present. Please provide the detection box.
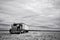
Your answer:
[0,0,60,29]
[0,23,9,26]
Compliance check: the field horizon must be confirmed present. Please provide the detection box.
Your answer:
[0,31,60,40]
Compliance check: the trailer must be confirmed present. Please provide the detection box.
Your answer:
[9,23,60,34]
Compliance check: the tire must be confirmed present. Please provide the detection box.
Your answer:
[9,29,13,34]
[24,30,29,33]
[20,30,24,34]
[21,30,28,33]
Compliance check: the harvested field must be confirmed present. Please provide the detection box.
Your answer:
[0,31,60,40]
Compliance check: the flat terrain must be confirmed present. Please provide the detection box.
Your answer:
[0,0,60,40]
[0,31,60,40]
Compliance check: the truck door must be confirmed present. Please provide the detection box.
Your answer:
[17,24,22,31]
[19,24,23,30]
[16,24,19,31]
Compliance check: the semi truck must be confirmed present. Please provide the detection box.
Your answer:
[9,23,60,34]
[9,23,29,34]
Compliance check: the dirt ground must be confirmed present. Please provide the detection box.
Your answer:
[0,31,60,40]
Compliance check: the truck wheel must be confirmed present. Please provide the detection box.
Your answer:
[16,32,20,34]
[9,29,13,34]
[25,30,29,33]
[20,30,24,34]
[21,30,28,33]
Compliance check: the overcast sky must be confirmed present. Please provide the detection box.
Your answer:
[0,0,60,29]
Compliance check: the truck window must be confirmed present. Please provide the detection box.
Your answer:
[13,24,17,26]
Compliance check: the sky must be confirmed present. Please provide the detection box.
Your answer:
[0,0,60,29]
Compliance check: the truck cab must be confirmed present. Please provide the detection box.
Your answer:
[9,23,28,34]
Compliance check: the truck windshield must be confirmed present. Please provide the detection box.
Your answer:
[13,24,17,26]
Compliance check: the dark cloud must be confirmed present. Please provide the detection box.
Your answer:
[0,20,4,22]
[53,0,60,9]
[0,23,10,26]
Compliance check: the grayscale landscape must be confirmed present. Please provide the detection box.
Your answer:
[0,31,60,40]
[0,0,60,40]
